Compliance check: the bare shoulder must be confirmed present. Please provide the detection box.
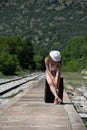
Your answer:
[45,56,49,64]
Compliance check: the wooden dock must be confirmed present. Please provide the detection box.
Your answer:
[0,78,86,130]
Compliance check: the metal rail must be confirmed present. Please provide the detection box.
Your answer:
[74,88,87,100]
[0,72,43,96]
[0,77,25,85]
[0,72,39,85]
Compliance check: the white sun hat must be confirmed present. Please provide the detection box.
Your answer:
[49,50,61,62]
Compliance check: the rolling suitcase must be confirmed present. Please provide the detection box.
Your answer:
[44,77,64,103]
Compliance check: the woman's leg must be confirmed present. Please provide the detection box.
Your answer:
[46,75,58,98]
[46,74,61,104]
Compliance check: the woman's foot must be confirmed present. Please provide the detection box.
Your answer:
[54,97,62,104]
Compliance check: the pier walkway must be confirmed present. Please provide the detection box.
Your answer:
[0,78,86,130]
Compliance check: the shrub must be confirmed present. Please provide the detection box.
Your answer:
[0,53,21,75]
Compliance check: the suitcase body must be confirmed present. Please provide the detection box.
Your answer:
[44,77,64,103]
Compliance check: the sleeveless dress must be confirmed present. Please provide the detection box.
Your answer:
[46,62,60,77]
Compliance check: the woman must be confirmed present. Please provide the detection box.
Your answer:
[45,50,62,104]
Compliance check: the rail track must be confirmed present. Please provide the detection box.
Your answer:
[0,72,44,98]
[66,85,87,128]
[67,85,87,125]
[74,87,87,100]
[67,85,87,104]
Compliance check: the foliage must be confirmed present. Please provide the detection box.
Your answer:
[34,49,48,70]
[0,0,87,51]
[0,52,20,75]
[62,36,87,72]
[34,54,43,70]
[18,38,35,69]
[0,36,34,75]
[0,35,87,75]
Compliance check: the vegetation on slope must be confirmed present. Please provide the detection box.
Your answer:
[0,0,87,51]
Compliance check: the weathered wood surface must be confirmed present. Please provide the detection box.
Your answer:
[0,78,86,130]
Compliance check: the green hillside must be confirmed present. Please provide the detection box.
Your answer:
[0,0,87,50]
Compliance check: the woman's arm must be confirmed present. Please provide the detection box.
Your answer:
[45,57,54,81]
[54,62,62,88]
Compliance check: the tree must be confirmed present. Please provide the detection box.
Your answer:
[18,38,34,69]
[34,48,48,70]
[0,52,20,75]
[62,36,87,72]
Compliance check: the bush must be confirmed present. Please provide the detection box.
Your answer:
[62,36,87,72]
[63,59,80,72]
[0,53,21,75]
[0,36,35,75]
